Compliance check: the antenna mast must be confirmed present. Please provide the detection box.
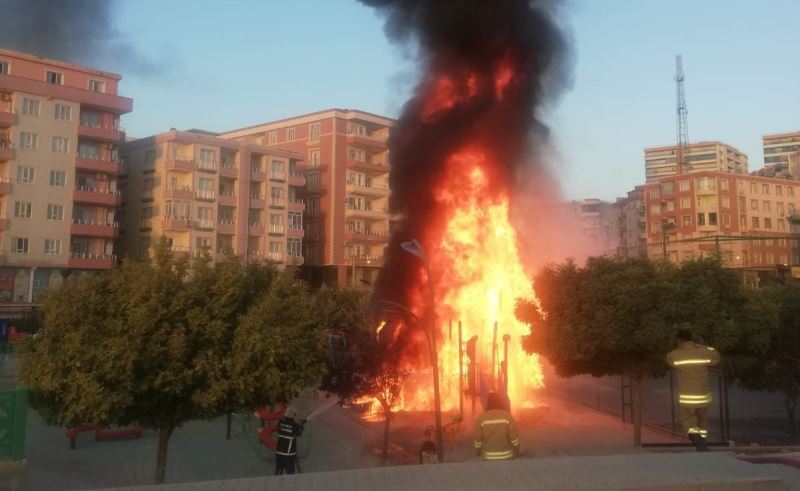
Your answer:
[675,55,689,175]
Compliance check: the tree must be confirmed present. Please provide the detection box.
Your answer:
[731,284,800,443]
[18,240,324,484]
[517,257,745,446]
[369,363,409,465]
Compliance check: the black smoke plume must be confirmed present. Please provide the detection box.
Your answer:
[0,0,162,76]
[361,0,571,321]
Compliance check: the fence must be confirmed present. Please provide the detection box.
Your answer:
[0,387,27,461]
[549,372,794,445]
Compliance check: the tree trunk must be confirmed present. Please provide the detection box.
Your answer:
[785,393,797,444]
[381,402,391,466]
[155,425,174,484]
[632,372,644,447]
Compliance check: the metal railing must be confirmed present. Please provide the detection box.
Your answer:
[71,218,118,227]
[75,185,121,195]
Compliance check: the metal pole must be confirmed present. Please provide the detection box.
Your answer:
[670,370,677,435]
[718,373,724,441]
[502,334,510,396]
[724,375,731,441]
[458,320,464,417]
[491,321,498,389]
[423,262,444,463]
[662,221,668,259]
[226,412,232,440]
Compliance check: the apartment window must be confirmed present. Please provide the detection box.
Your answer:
[287,128,295,141]
[720,196,730,209]
[17,166,34,184]
[288,211,302,229]
[270,186,284,199]
[722,214,731,228]
[762,184,770,195]
[695,176,715,191]
[740,214,746,226]
[767,252,775,264]
[681,216,691,227]
[309,149,320,166]
[49,170,66,187]
[679,197,690,209]
[697,213,705,226]
[51,136,69,154]
[46,204,64,220]
[12,237,29,254]
[777,202,785,215]
[143,178,154,199]
[660,181,674,194]
[14,201,31,218]
[307,173,320,192]
[308,197,319,215]
[196,237,211,250]
[679,179,690,192]
[779,218,787,231]
[20,132,37,149]
[752,217,760,229]
[762,201,771,213]
[709,212,718,226]
[306,220,317,239]
[650,222,662,234]
[751,199,758,211]
[720,179,729,191]
[144,149,156,170]
[0,61,8,74]
[304,244,317,263]
[46,71,63,85]
[22,98,40,116]
[44,239,62,255]
[789,203,796,214]
[663,200,675,212]
[776,185,783,196]
[287,238,302,257]
[88,80,105,93]
[199,149,215,168]
[348,147,366,162]
[780,254,788,265]
[765,217,772,229]
[269,241,282,253]
[649,204,660,216]
[268,131,277,144]
[309,123,320,142]
[54,103,72,121]
[754,252,762,264]
[270,214,283,226]
[139,237,151,257]
[648,189,660,200]
[789,187,795,197]
[750,182,758,194]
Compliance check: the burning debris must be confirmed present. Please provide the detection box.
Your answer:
[362,0,571,412]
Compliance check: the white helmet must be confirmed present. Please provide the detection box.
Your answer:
[284,406,297,419]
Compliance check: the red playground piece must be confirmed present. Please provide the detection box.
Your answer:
[65,423,143,449]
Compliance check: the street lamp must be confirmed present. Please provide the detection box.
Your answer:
[399,239,444,463]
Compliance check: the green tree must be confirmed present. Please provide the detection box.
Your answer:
[18,241,323,484]
[369,363,409,465]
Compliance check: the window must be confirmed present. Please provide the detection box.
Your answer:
[51,136,69,154]
[697,213,705,226]
[268,131,277,144]
[648,189,660,200]
[722,214,731,228]
[721,196,730,209]
[777,202,785,216]
[309,123,320,142]
[199,149,215,169]
[88,80,105,93]
[750,182,758,194]
[348,147,366,162]
[20,132,37,149]
[288,211,302,229]
[309,149,320,166]
[779,218,787,231]
[695,176,715,191]
[681,216,691,227]
[738,197,746,209]
[196,237,211,250]
[649,204,660,216]
[17,166,34,184]
[789,203,796,214]
[709,213,718,226]
[776,185,783,196]
[22,98,40,116]
[660,181,674,194]
[680,197,690,209]
[762,184,770,195]
[143,178,154,199]
[767,252,774,264]
[44,239,62,255]
[679,180,690,192]
[46,204,64,220]
[14,201,31,218]
[49,170,66,187]
[754,252,762,264]
[739,214,746,227]
[789,187,795,197]
[308,173,320,192]
[46,71,63,85]
[720,179,729,191]
[765,218,772,229]
[54,103,71,121]
[304,244,317,263]
[287,238,302,257]
[144,149,156,171]
[0,61,8,74]
[308,197,319,215]
[12,237,29,254]
[752,217,760,229]
[751,199,758,211]
[287,128,295,141]
[763,201,771,213]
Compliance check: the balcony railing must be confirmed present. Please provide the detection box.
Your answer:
[270,171,286,181]
[70,219,119,238]
[288,199,305,211]
[195,219,215,230]
[220,160,238,176]
[0,105,15,126]
[73,186,122,206]
[0,139,13,162]
[78,121,124,142]
[196,189,216,201]
[197,160,217,172]
[165,156,194,172]
[164,185,194,200]
[162,216,192,231]
[67,252,117,269]
[347,254,384,266]
[76,152,122,174]
[267,252,284,262]
[269,197,286,208]
[269,225,285,235]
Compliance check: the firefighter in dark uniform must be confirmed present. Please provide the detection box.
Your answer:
[275,406,306,475]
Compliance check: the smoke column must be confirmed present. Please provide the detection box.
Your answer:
[0,0,161,76]
[361,0,572,312]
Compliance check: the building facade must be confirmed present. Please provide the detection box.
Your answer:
[119,130,304,263]
[644,141,748,184]
[643,171,800,287]
[610,186,647,259]
[219,109,393,286]
[755,131,800,180]
[0,49,131,305]
[561,199,619,257]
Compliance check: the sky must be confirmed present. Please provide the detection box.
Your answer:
[112,0,800,201]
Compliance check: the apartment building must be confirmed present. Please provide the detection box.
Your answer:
[119,130,304,263]
[219,109,394,286]
[610,186,647,259]
[755,131,800,180]
[643,171,800,287]
[644,141,748,183]
[561,199,619,257]
[0,49,131,304]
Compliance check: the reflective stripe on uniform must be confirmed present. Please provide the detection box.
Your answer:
[673,359,712,366]
[474,441,482,448]
[679,393,711,405]
[510,438,520,446]
[483,449,514,460]
[480,418,510,427]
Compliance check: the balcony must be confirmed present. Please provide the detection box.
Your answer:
[346,132,389,151]
[249,222,265,235]
[165,156,195,172]
[288,172,305,187]
[194,219,215,230]
[220,161,238,177]
[76,154,122,174]
[0,177,11,195]
[78,122,124,143]
[267,252,284,262]
[166,245,192,256]
[346,158,390,175]
[345,229,390,242]
[269,197,286,209]
[268,225,285,236]
[218,191,237,206]
[270,171,286,182]
[161,216,192,231]
[0,215,9,231]
[0,74,133,114]
[288,199,305,212]
[0,140,13,162]
[67,253,117,270]
[196,189,216,201]
[345,206,388,220]
[0,106,15,127]
[197,160,217,173]
[250,195,266,209]
[70,219,119,238]
[73,186,122,207]
[288,226,305,238]
[347,254,384,267]
[346,180,389,197]
[164,185,194,200]
[250,167,267,181]
[217,220,236,235]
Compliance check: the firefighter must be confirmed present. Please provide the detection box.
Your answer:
[666,329,721,452]
[275,406,306,475]
[474,392,520,460]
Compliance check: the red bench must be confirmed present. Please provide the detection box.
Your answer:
[66,424,143,449]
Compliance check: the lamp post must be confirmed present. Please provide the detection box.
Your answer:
[400,239,444,463]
